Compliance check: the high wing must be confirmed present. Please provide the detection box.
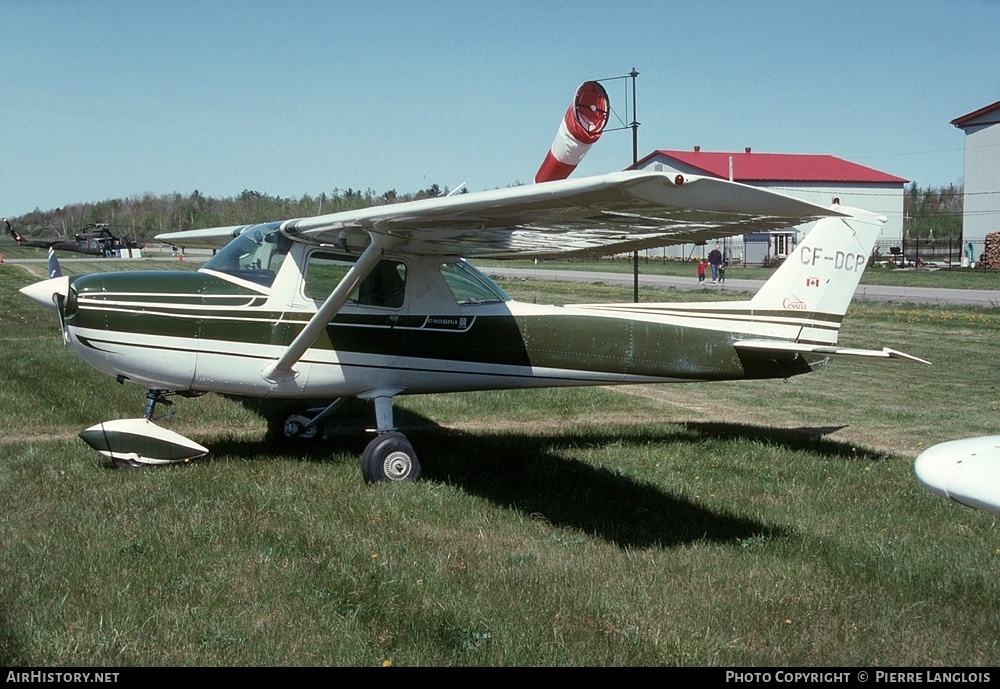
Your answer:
[285,171,846,258]
[159,171,845,258]
[154,225,247,250]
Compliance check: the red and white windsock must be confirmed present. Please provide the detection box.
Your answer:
[535,81,610,183]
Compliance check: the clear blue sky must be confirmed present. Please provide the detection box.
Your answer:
[2,0,998,218]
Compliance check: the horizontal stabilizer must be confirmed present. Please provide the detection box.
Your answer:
[734,340,930,364]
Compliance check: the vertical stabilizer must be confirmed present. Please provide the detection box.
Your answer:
[750,208,884,343]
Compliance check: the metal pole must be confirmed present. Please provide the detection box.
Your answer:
[630,68,640,303]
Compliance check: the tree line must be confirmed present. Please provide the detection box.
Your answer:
[7,184,451,242]
[8,180,962,242]
[904,181,963,239]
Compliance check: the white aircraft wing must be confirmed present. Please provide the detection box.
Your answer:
[278,170,846,259]
[156,225,248,249]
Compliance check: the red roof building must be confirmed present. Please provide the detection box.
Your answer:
[632,149,907,255]
[634,149,907,185]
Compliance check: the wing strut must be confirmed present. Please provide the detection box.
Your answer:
[262,234,394,382]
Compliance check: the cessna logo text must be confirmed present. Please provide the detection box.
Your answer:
[800,247,866,272]
[425,316,470,331]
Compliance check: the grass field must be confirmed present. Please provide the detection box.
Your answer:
[1,259,998,667]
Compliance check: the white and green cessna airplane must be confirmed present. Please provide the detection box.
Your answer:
[20,170,925,481]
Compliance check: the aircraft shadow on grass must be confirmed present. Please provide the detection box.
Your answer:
[184,405,891,550]
[679,421,894,463]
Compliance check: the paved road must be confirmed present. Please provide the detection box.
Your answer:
[483,266,1000,307]
[6,256,997,307]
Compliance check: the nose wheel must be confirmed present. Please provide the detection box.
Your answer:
[267,411,324,442]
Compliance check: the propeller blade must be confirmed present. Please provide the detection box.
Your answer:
[47,247,62,278]
[55,293,70,344]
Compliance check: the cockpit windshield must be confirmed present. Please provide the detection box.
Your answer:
[202,222,291,287]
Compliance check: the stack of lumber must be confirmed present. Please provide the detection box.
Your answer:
[983,232,1000,270]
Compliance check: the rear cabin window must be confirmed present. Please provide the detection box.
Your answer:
[304,252,407,308]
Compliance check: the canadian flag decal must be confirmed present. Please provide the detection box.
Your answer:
[806,278,820,287]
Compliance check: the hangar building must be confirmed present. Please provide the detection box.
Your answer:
[632,148,907,265]
[951,100,1000,248]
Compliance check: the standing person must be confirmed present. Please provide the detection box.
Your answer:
[718,262,726,284]
[697,260,706,283]
[708,244,723,283]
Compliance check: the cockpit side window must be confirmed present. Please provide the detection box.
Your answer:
[440,260,509,305]
[304,252,407,308]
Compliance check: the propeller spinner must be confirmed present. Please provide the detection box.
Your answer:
[20,254,71,342]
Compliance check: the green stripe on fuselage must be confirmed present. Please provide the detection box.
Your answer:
[520,313,745,380]
[72,271,265,297]
[68,271,819,381]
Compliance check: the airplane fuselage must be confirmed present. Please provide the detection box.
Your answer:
[62,241,823,401]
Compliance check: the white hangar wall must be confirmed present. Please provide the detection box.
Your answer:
[953,105,1000,246]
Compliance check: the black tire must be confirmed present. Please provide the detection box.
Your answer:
[267,412,324,443]
[361,432,421,483]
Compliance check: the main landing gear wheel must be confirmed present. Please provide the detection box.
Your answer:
[361,432,421,483]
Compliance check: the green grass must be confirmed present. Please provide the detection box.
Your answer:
[2,261,999,666]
